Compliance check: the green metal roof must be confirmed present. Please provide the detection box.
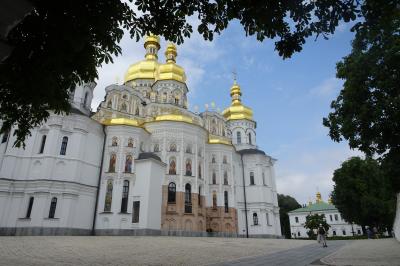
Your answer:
[289,201,337,213]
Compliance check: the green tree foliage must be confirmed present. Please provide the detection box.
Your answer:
[323,0,400,190]
[278,194,301,239]
[304,214,330,239]
[1,0,361,147]
[331,157,396,230]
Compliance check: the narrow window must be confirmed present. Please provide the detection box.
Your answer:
[253,213,258,225]
[212,192,217,209]
[185,145,192,153]
[297,231,301,237]
[185,159,192,176]
[162,92,167,103]
[39,135,46,154]
[121,180,129,213]
[83,92,89,106]
[153,144,159,152]
[104,180,113,212]
[333,230,337,236]
[223,156,227,164]
[250,172,255,185]
[184,184,192,213]
[168,182,176,203]
[169,158,176,175]
[236,132,241,144]
[357,229,361,235]
[48,197,57,218]
[125,155,133,173]
[60,136,68,155]
[211,155,216,163]
[334,214,338,221]
[169,143,177,152]
[26,197,34,218]
[342,230,346,235]
[295,217,299,223]
[198,186,201,207]
[109,154,116,172]
[224,171,228,185]
[198,165,202,178]
[132,201,140,223]
[330,215,333,221]
[107,100,112,108]
[262,172,265,185]
[248,133,252,144]
[212,172,216,184]
[1,128,9,143]
[224,191,229,213]
[135,107,140,115]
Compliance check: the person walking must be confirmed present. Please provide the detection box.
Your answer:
[317,224,328,248]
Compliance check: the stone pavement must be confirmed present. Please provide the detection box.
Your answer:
[0,236,398,265]
[212,240,348,266]
[320,238,400,266]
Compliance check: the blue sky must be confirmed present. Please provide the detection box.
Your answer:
[93,20,361,205]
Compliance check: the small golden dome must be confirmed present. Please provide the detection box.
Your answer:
[158,43,186,83]
[222,81,253,121]
[144,35,160,50]
[316,192,322,203]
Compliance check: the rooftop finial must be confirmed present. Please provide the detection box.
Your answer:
[232,69,237,84]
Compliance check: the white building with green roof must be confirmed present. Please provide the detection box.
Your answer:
[288,192,363,238]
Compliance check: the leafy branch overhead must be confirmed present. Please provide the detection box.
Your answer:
[1,0,362,146]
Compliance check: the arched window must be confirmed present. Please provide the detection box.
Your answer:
[198,186,201,207]
[184,184,192,213]
[125,155,133,173]
[250,172,255,185]
[223,155,227,164]
[26,197,34,218]
[224,171,228,185]
[211,127,216,134]
[248,133,252,145]
[224,191,229,213]
[48,197,57,218]
[60,136,68,155]
[211,155,216,163]
[169,143,177,152]
[107,100,112,108]
[185,145,192,154]
[174,96,179,105]
[111,137,118,146]
[121,180,129,213]
[109,154,116,172]
[127,138,134,148]
[198,165,202,178]
[153,144,159,152]
[262,172,266,186]
[185,159,192,176]
[83,92,89,106]
[222,129,225,137]
[237,131,241,144]
[212,192,217,209]
[39,135,46,154]
[169,158,176,175]
[104,180,113,212]
[212,172,216,184]
[253,213,258,225]
[168,182,176,203]
[120,103,127,112]
[162,92,167,103]
[135,106,140,115]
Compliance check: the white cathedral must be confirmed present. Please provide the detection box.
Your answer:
[0,36,281,237]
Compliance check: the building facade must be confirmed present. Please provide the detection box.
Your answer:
[288,192,363,238]
[0,36,281,237]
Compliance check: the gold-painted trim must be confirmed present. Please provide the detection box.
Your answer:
[154,114,193,124]
[102,118,143,127]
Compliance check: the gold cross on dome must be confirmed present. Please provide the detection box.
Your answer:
[232,69,237,83]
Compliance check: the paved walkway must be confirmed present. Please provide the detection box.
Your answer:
[212,240,348,266]
[321,238,400,266]
[0,237,398,265]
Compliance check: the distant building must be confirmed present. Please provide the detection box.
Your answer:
[288,192,362,238]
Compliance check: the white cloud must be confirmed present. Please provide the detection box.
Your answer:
[309,77,342,98]
[276,145,363,205]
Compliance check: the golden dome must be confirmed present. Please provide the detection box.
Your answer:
[222,81,253,121]
[316,192,322,203]
[158,43,186,83]
[124,35,161,83]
